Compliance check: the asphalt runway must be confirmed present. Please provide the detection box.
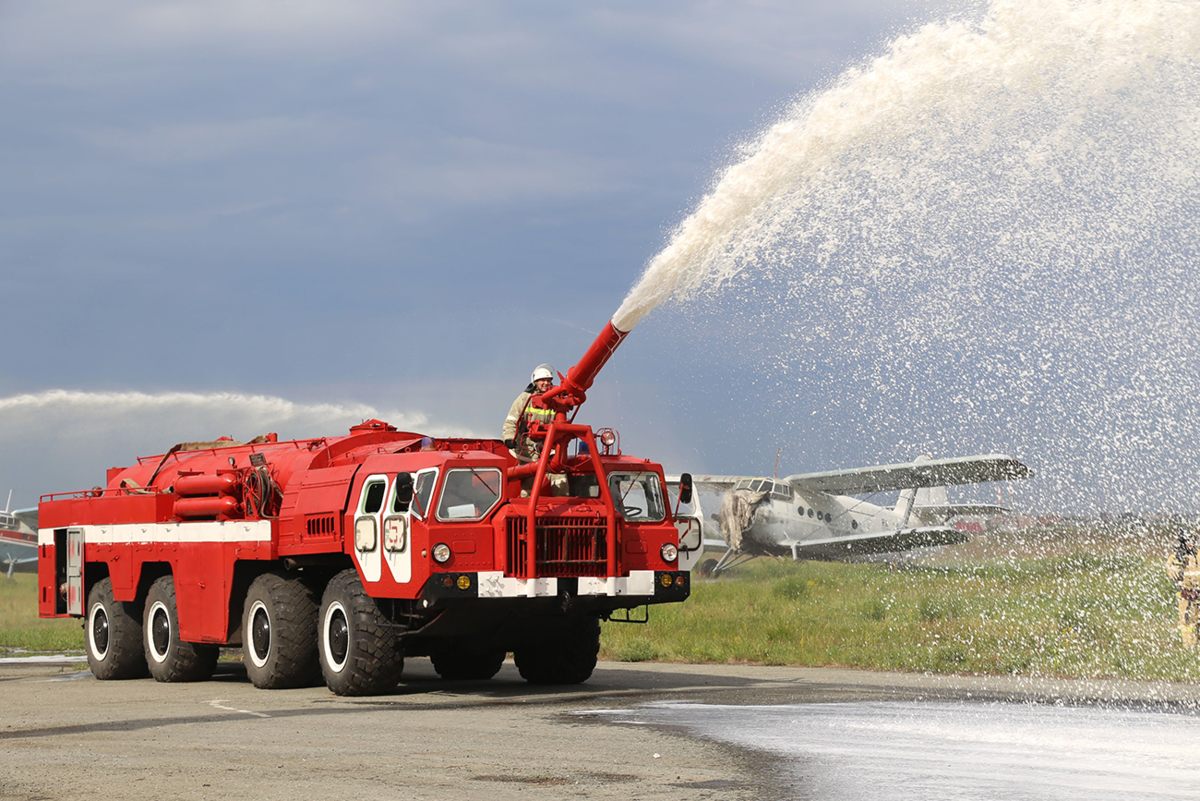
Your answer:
[3,657,1199,801]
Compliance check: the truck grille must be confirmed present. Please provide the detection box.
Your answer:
[506,515,608,578]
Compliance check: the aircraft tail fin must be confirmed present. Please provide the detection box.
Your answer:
[894,487,917,528]
[892,454,934,527]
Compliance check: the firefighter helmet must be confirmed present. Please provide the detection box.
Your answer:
[531,364,555,383]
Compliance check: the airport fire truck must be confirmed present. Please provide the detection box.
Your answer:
[37,321,700,695]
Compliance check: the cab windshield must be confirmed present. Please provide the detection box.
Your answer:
[606,471,666,522]
[436,468,502,521]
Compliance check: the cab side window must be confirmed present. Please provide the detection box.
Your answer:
[412,470,438,519]
[361,480,387,514]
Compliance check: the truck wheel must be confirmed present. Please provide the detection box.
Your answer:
[697,558,718,578]
[144,576,219,682]
[514,615,600,685]
[242,571,321,689]
[431,642,506,681]
[85,578,148,680]
[318,569,403,696]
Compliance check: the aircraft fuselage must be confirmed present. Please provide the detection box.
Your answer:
[730,479,965,560]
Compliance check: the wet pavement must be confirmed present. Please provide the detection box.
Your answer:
[589,698,1200,799]
[2,659,1199,800]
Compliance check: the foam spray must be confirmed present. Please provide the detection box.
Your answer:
[614,0,1200,512]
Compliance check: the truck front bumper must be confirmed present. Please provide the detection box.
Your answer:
[418,569,690,607]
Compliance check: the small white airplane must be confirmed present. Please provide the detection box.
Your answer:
[674,454,1032,576]
[1,491,39,579]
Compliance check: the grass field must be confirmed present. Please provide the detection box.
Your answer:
[0,573,83,652]
[600,524,1200,682]
[4,524,1198,682]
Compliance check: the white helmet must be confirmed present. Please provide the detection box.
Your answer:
[531,364,555,383]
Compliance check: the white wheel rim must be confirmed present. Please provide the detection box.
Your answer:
[147,600,171,664]
[87,601,109,661]
[247,600,272,668]
[323,601,348,673]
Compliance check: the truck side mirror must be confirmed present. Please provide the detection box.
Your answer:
[678,473,693,506]
[395,472,414,506]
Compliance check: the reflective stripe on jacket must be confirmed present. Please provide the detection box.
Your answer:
[503,387,557,463]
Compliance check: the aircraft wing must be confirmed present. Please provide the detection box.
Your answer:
[793,525,969,556]
[13,507,38,531]
[914,503,1009,518]
[784,454,1032,495]
[690,475,756,492]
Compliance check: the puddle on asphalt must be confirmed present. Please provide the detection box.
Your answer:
[588,699,1200,799]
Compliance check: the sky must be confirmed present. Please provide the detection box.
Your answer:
[1,0,974,509]
[16,0,1200,521]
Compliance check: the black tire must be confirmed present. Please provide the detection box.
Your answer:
[431,642,506,681]
[318,569,403,696]
[242,571,321,689]
[144,575,219,683]
[514,615,600,685]
[697,558,718,578]
[85,578,148,680]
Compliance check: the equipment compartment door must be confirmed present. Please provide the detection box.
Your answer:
[670,486,704,572]
[382,471,414,584]
[65,527,84,616]
[353,474,389,583]
[674,513,703,572]
[382,512,412,583]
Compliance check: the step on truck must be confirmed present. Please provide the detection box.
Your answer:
[37,320,702,695]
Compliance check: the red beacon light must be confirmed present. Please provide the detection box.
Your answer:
[596,428,619,454]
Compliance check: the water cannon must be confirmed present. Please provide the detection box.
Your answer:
[539,319,630,416]
[507,318,630,486]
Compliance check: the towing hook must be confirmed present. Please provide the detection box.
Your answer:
[559,587,573,613]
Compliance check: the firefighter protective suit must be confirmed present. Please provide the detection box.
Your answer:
[1167,533,1200,648]
[503,386,555,465]
[502,384,567,496]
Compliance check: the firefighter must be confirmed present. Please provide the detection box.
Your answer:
[1167,530,1200,647]
[503,364,556,462]
[503,364,566,496]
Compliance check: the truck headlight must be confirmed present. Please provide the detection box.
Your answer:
[660,543,678,562]
[432,542,451,563]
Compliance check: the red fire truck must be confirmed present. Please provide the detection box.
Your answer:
[37,321,701,695]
